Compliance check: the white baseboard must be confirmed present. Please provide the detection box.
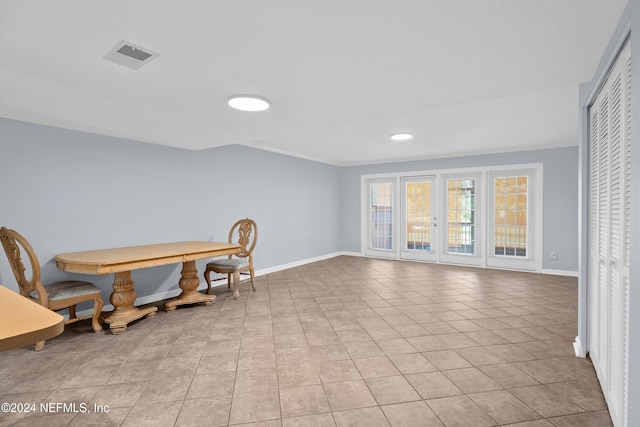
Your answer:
[573,336,587,357]
[73,252,578,318]
[340,251,363,257]
[340,253,579,278]
[542,269,579,277]
[252,251,347,276]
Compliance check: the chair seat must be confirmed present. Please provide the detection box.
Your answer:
[29,280,101,301]
[206,258,249,272]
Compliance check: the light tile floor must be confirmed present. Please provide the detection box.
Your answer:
[0,256,611,426]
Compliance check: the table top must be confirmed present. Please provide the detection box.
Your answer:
[55,241,240,274]
[0,285,64,352]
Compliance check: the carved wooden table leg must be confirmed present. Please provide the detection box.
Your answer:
[165,260,216,311]
[103,271,158,334]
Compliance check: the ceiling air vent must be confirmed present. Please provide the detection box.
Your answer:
[103,40,158,70]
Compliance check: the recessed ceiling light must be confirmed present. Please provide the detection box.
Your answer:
[228,95,270,112]
[390,133,413,142]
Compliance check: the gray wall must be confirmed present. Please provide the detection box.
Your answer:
[0,118,341,302]
[340,147,579,273]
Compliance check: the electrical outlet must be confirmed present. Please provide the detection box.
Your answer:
[550,251,558,260]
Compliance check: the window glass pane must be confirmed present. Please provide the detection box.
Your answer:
[406,181,431,251]
[494,176,527,257]
[447,178,475,254]
[370,183,393,250]
[517,176,528,192]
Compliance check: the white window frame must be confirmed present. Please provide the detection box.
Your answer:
[362,177,399,259]
[486,168,543,271]
[361,163,543,272]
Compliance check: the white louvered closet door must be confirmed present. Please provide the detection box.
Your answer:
[588,41,631,427]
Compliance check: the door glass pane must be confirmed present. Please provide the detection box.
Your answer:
[406,181,431,251]
[447,179,475,254]
[370,183,393,250]
[494,176,527,257]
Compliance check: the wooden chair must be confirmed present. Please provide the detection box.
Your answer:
[204,218,257,298]
[0,227,103,350]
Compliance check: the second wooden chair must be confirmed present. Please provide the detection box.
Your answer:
[203,218,257,298]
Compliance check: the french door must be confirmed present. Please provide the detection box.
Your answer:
[436,173,484,266]
[400,176,438,261]
[364,166,541,270]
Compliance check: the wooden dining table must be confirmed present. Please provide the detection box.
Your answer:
[0,285,65,352]
[55,241,240,334]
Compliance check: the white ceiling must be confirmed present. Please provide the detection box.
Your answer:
[0,1,627,166]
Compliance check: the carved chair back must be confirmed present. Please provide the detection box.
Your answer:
[0,227,48,305]
[228,218,258,260]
